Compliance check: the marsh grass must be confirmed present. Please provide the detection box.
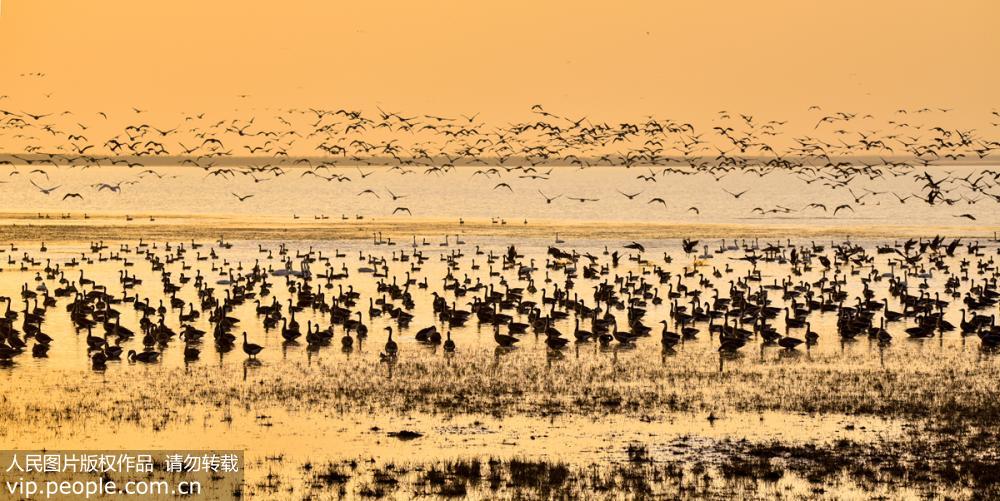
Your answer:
[4,347,1000,430]
[270,431,999,499]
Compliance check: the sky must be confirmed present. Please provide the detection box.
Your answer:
[1,1,997,124]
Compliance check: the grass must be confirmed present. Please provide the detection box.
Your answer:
[5,346,1000,428]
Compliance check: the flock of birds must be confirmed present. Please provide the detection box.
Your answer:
[1,98,1000,219]
[2,232,1000,370]
[1,92,999,368]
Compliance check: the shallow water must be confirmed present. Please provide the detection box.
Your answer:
[1,236,996,369]
[1,164,998,229]
[2,223,999,498]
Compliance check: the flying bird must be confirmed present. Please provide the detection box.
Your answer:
[538,191,562,204]
[232,193,254,202]
[833,204,855,215]
[624,242,645,252]
[393,207,412,215]
[30,180,60,195]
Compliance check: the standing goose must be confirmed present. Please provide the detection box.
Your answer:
[354,312,368,337]
[573,319,593,341]
[493,323,519,347]
[341,325,354,349]
[443,331,455,352]
[778,336,804,350]
[383,326,398,356]
[242,332,263,359]
[104,338,124,359]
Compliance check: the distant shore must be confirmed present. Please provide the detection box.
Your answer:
[0,211,997,242]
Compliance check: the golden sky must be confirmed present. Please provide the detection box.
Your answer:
[2,1,997,123]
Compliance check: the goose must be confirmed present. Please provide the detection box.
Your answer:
[428,328,442,344]
[443,331,455,352]
[281,318,301,341]
[91,350,108,368]
[804,322,819,343]
[383,326,398,356]
[718,337,746,353]
[31,342,49,357]
[883,299,904,322]
[341,325,354,349]
[85,325,105,350]
[242,332,263,359]
[127,349,159,363]
[778,336,804,350]
[183,342,200,361]
[545,334,569,349]
[104,339,124,359]
[573,319,593,341]
[784,307,806,328]
[354,312,368,337]
[659,321,681,347]
[415,325,437,343]
[493,324,518,347]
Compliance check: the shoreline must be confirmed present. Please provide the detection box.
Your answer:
[0,212,998,242]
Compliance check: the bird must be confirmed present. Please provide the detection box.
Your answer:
[232,193,254,202]
[384,326,398,356]
[62,193,83,200]
[723,188,749,199]
[778,337,804,350]
[30,180,60,195]
[624,242,645,253]
[127,350,159,363]
[242,332,263,359]
[538,191,562,204]
[955,213,977,220]
[833,204,855,215]
[617,190,642,200]
[648,198,667,207]
[393,207,412,215]
[681,239,699,254]
[494,326,519,347]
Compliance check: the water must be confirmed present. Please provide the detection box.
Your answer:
[2,167,1000,498]
[0,236,994,369]
[1,164,997,228]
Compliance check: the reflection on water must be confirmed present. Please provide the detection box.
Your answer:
[0,236,996,368]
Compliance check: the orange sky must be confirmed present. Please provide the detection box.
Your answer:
[2,1,997,123]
